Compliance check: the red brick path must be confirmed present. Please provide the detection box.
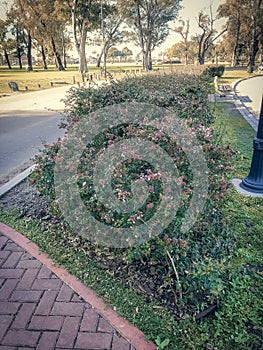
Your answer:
[0,225,156,350]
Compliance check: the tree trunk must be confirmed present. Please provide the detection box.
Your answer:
[4,50,12,69]
[62,31,67,69]
[97,40,110,68]
[248,19,259,72]
[184,45,188,65]
[71,0,88,74]
[144,33,153,70]
[26,32,33,71]
[51,36,65,71]
[16,27,23,69]
[78,24,88,74]
[198,47,205,65]
[97,50,103,67]
[199,56,205,65]
[135,0,146,70]
[148,49,152,70]
[232,43,243,66]
[41,46,48,70]
[17,47,23,69]
[197,30,206,65]
[231,8,241,67]
[144,50,149,70]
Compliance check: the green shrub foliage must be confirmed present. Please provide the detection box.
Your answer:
[32,71,234,297]
[205,66,225,77]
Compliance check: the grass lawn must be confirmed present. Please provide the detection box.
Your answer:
[0,82,262,349]
[0,64,259,95]
[211,102,255,178]
[0,65,80,94]
[0,64,146,94]
[0,64,158,94]
[218,66,260,85]
[0,63,204,95]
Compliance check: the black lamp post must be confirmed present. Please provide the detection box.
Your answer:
[240,95,263,193]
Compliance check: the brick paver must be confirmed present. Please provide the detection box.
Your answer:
[0,233,137,349]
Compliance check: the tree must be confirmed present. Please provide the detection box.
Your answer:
[218,0,251,67]
[96,2,124,68]
[218,0,263,69]
[194,7,228,65]
[118,0,181,71]
[166,41,198,64]
[40,45,48,70]
[0,19,13,69]
[173,18,190,65]
[122,46,133,61]
[247,0,263,71]
[70,0,101,74]
[108,46,123,62]
[31,0,67,71]
[218,0,245,66]
[8,0,68,71]
[10,20,25,69]
[37,1,67,70]
[8,0,36,71]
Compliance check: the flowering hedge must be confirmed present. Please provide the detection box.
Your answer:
[31,72,237,315]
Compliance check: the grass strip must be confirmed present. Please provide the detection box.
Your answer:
[211,102,255,178]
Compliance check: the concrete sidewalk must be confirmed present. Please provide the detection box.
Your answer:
[0,223,156,350]
[0,80,109,114]
[0,85,72,113]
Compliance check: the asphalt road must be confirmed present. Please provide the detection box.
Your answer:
[235,75,263,117]
[0,86,70,184]
[0,111,64,183]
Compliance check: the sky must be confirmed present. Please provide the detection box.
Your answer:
[0,0,226,56]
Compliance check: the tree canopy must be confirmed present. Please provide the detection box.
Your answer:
[218,0,263,69]
[118,0,182,70]
[3,0,261,71]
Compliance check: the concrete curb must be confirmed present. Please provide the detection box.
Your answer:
[0,164,36,198]
[0,222,157,350]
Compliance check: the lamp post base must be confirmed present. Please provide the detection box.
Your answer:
[240,178,263,193]
[232,178,263,198]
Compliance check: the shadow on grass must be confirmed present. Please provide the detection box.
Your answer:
[211,102,255,178]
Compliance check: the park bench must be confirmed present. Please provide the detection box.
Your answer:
[214,76,232,97]
[8,81,19,91]
[49,81,68,87]
[218,84,232,93]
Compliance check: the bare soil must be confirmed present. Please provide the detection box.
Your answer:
[0,179,50,219]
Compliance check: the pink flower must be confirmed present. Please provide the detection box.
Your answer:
[180,240,188,248]
[146,202,154,210]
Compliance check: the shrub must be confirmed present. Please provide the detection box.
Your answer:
[205,66,225,77]
[31,72,235,315]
